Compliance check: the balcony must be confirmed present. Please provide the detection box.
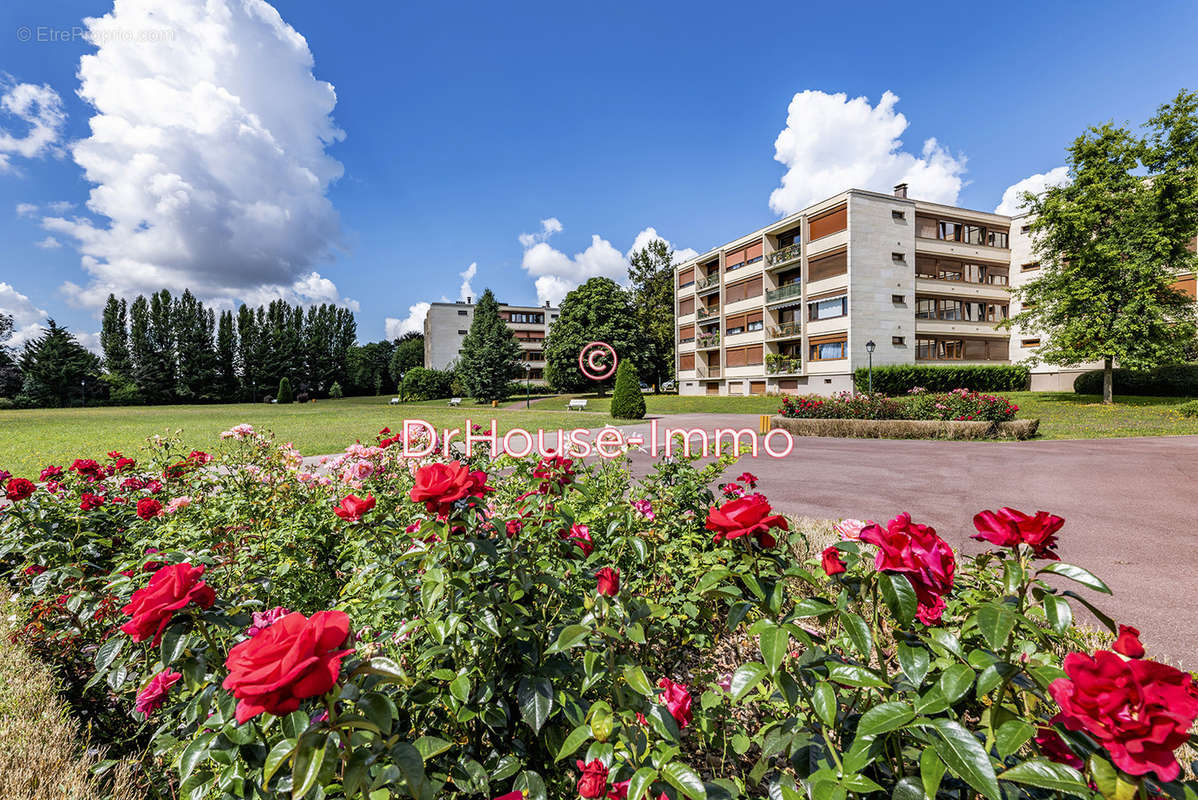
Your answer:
[696,305,719,320]
[766,322,801,340]
[696,363,721,378]
[765,283,803,304]
[765,355,802,375]
[695,333,721,350]
[695,273,720,293]
[767,242,801,267]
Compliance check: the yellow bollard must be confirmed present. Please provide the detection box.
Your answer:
[760,414,771,434]
[492,399,498,408]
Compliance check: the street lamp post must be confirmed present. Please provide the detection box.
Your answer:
[81,378,86,408]
[251,380,256,404]
[399,371,405,403]
[865,340,876,394]
[523,363,531,408]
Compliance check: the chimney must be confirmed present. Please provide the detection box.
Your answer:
[467,296,472,304]
[544,300,550,308]
[893,183,908,199]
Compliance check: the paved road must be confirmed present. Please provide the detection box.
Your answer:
[614,414,1198,667]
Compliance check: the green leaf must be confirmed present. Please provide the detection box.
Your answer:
[357,692,396,734]
[393,742,432,800]
[263,738,297,784]
[791,597,836,618]
[623,665,654,696]
[449,673,472,703]
[179,731,214,782]
[627,767,657,800]
[412,735,452,761]
[514,770,547,800]
[840,610,872,658]
[998,758,1089,797]
[1042,594,1073,634]
[662,761,707,800]
[291,735,327,800]
[896,643,930,687]
[920,746,946,800]
[730,662,769,701]
[938,664,974,704]
[1060,590,1117,632]
[93,636,124,674]
[160,625,188,665]
[827,663,888,688]
[518,677,553,733]
[856,701,915,737]
[995,719,1036,759]
[975,603,1017,651]
[545,623,590,654]
[554,723,591,763]
[891,776,924,800]
[928,719,1001,800]
[812,681,837,727]
[879,573,917,625]
[758,622,789,674]
[1037,562,1111,594]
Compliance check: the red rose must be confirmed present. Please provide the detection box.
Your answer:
[596,567,619,597]
[409,461,491,515]
[1113,624,1145,659]
[493,794,524,800]
[222,610,353,724]
[334,494,376,522]
[1050,650,1198,781]
[505,519,523,538]
[971,507,1064,560]
[533,453,575,492]
[70,459,104,481]
[137,498,163,520]
[187,450,213,464]
[737,471,758,488]
[23,564,46,576]
[80,492,105,510]
[575,759,609,799]
[860,513,955,625]
[1035,726,1083,769]
[657,677,693,728]
[607,781,630,800]
[135,669,181,717]
[560,523,593,556]
[821,545,847,576]
[113,457,137,472]
[39,465,63,480]
[120,563,216,646]
[5,477,35,501]
[705,494,788,548]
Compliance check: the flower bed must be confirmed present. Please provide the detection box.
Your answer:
[0,428,1193,800]
[779,388,1020,422]
[771,415,1040,440]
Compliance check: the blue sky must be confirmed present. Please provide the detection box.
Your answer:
[1,0,1195,348]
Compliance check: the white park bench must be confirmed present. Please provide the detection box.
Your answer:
[447,397,462,407]
[389,397,400,405]
[567,398,588,411]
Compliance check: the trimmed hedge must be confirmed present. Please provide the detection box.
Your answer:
[1073,364,1198,397]
[854,364,1030,395]
[610,359,646,419]
[401,367,455,401]
[770,415,1040,441]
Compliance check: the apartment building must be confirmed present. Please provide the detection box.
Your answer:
[423,299,560,382]
[675,185,1016,396]
[675,185,1198,396]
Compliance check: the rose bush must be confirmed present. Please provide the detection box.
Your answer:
[0,427,1195,800]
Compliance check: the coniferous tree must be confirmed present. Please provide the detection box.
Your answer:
[277,376,294,404]
[18,320,101,407]
[129,295,157,400]
[136,289,177,403]
[0,313,22,397]
[236,304,260,400]
[610,358,646,419]
[100,294,132,379]
[217,310,239,400]
[174,290,218,402]
[458,289,521,403]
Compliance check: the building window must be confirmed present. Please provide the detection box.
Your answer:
[457,329,467,335]
[962,225,985,245]
[808,295,848,321]
[458,309,468,316]
[1021,262,1040,272]
[809,340,846,360]
[1021,225,1031,234]
[1021,338,1041,347]
[746,319,763,332]
[938,220,960,241]
[988,230,1009,248]
[508,312,544,324]
[726,323,744,335]
[892,336,905,346]
[892,210,906,220]
[915,298,936,319]
[892,252,905,263]
[892,294,905,304]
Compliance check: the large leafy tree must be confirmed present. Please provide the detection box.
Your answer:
[18,320,101,407]
[0,312,21,397]
[458,289,521,402]
[544,278,646,393]
[388,332,424,385]
[627,237,676,391]
[1012,94,1198,404]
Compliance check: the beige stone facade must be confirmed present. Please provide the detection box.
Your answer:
[423,300,559,383]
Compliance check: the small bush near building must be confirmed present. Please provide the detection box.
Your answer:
[401,366,455,400]
[276,377,293,404]
[780,388,1019,422]
[610,359,646,419]
[855,364,1030,395]
[1073,363,1198,397]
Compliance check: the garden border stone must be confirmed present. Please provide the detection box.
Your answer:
[770,415,1040,440]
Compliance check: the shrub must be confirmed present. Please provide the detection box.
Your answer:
[610,358,645,419]
[1073,363,1198,397]
[402,367,455,400]
[100,372,142,406]
[276,377,293,404]
[329,380,343,399]
[1177,399,1198,418]
[779,389,1019,422]
[855,364,1030,394]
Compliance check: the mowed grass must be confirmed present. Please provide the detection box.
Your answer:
[0,396,623,477]
[524,390,1198,439]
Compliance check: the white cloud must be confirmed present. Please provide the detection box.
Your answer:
[458,262,477,302]
[15,202,37,217]
[519,221,696,305]
[769,90,967,215]
[994,166,1070,216]
[34,236,61,249]
[626,226,699,264]
[46,200,73,213]
[0,78,66,172]
[385,301,430,340]
[75,330,102,354]
[0,281,48,347]
[45,0,354,312]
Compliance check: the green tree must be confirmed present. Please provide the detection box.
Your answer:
[100,294,132,380]
[236,304,261,401]
[216,309,239,400]
[627,237,676,391]
[1012,102,1198,404]
[277,376,294,404]
[17,320,101,407]
[329,380,343,399]
[174,290,218,402]
[543,278,646,394]
[0,312,21,398]
[458,289,521,402]
[389,332,424,386]
[609,358,646,419]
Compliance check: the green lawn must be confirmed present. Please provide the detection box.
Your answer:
[0,396,623,478]
[524,390,1198,439]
